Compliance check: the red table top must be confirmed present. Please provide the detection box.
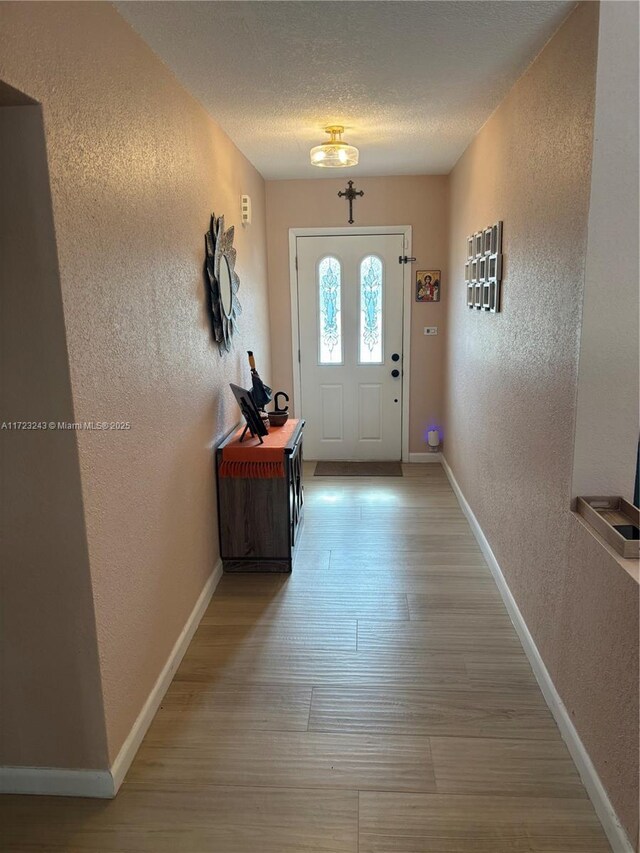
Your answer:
[220,418,301,464]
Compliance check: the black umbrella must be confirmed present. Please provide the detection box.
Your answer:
[247,351,272,410]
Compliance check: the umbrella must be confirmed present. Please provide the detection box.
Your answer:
[247,351,272,410]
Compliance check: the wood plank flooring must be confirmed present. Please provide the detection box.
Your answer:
[0,463,611,852]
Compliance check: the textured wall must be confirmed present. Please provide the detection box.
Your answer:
[0,1,271,765]
[572,0,640,500]
[445,2,638,844]
[563,516,639,847]
[0,106,107,769]
[265,175,449,454]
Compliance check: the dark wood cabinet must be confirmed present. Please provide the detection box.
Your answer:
[216,420,304,572]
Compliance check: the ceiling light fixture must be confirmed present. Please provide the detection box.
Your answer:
[310,125,359,168]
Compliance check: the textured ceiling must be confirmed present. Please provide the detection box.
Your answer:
[117,1,574,180]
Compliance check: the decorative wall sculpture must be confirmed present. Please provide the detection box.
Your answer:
[465,221,503,312]
[205,213,241,352]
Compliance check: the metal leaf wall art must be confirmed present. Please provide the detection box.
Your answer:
[205,212,242,353]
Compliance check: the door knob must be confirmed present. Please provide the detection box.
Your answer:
[391,369,400,378]
[391,353,400,362]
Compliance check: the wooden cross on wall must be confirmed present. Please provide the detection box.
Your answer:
[338,181,364,224]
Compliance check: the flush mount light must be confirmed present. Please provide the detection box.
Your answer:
[310,125,359,168]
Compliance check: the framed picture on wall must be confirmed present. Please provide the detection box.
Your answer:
[464,220,504,313]
[491,221,503,254]
[490,280,501,313]
[416,270,441,302]
[483,227,493,255]
[482,282,491,310]
[467,284,475,307]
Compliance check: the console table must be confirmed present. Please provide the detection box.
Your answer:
[216,419,304,572]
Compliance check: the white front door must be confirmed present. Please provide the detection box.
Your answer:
[296,233,405,460]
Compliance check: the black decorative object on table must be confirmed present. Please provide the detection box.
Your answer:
[338,180,364,224]
[229,383,268,444]
[204,213,241,353]
[273,391,289,412]
[268,390,290,427]
[247,351,272,410]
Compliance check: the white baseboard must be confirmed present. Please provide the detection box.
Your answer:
[408,452,442,463]
[441,457,634,853]
[0,559,223,800]
[0,766,114,798]
[110,558,223,793]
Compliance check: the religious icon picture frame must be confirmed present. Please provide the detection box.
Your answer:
[416,269,441,303]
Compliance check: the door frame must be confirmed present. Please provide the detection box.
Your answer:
[288,225,413,463]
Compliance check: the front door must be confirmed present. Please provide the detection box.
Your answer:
[296,233,405,460]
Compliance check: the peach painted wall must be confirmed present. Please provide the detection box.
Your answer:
[445,2,638,845]
[0,105,107,769]
[265,176,448,454]
[0,2,271,766]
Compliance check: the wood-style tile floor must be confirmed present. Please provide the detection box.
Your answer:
[1,464,611,852]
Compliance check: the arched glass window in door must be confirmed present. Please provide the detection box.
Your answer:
[359,255,383,363]
[318,256,342,364]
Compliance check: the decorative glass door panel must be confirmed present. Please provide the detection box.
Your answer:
[297,234,404,461]
[318,256,342,364]
[359,255,383,364]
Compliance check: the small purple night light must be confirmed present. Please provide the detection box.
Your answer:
[424,424,442,452]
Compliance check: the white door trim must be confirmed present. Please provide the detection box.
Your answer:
[289,226,412,463]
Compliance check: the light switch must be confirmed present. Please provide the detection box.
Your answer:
[424,326,438,336]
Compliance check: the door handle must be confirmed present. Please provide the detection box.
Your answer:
[391,353,400,362]
[391,369,400,378]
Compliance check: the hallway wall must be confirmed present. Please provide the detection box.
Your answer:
[444,2,638,844]
[0,104,107,770]
[265,175,449,454]
[0,2,271,767]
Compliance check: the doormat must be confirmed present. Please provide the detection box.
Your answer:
[314,461,403,477]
